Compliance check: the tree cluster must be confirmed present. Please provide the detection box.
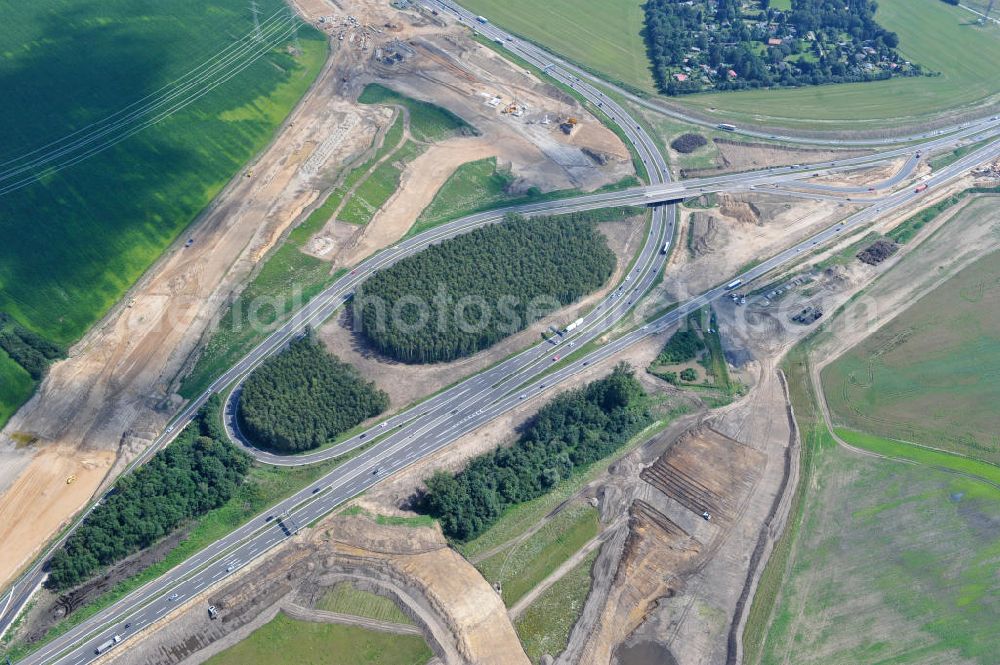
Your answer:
[643,0,916,96]
[655,329,704,364]
[45,395,251,591]
[0,312,64,380]
[670,133,709,153]
[237,334,389,453]
[354,213,615,364]
[419,364,651,541]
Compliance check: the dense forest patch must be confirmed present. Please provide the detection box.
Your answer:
[237,334,389,453]
[45,395,251,590]
[419,364,651,541]
[670,133,709,153]
[353,212,617,364]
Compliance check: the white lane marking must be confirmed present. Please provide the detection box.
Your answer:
[156,607,166,616]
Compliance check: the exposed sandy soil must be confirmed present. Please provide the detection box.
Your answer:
[636,194,856,319]
[679,139,869,179]
[104,514,528,665]
[317,216,645,411]
[0,447,115,586]
[337,135,499,265]
[0,0,631,592]
[0,47,383,590]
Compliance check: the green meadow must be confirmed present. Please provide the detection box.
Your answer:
[466,0,999,130]
[822,249,1000,464]
[0,0,326,348]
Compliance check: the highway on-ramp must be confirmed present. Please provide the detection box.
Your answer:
[3,1,999,659]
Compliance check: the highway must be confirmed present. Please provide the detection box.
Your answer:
[3,1,1000,660]
[21,132,1000,665]
[428,0,1000,148]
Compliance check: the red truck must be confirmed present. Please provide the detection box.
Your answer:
[914,184,929,193]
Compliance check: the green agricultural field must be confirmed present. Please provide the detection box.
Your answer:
[316,583,413,625]
[676,0,1000,129]
[470,0,999,130]
[0,351,33,426]
[754,434,1000,664]
[822,249,1000,464]
[461,0,653,91]
[475,504,599,606]
[0,0,326,347]
[204,612,431,665]
[515,549,597,664]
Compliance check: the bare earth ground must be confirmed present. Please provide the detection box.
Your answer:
[0,0,631,592]
[103,514,527,665]
[636,193,857,319]
[676,139,868,179]
[0,51,384,589]
[318,216,644,410]
[95,190,998,665]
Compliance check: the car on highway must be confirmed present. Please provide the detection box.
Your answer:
[312,487,321,494]
[373,467,384,476]
[168,593,179,602]
[552,355,559,361]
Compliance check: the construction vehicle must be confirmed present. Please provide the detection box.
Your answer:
[94,634,122,655]
[208,605,219,620]
[245,169,253,178]
[559,117,579,135]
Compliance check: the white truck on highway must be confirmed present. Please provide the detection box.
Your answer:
[725,279,743,290]
[94,634,122,655]
[476,15,488,23]
[564,317,584,333]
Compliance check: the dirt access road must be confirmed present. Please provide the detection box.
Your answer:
[0,39,381,592]
[0,0,634,596]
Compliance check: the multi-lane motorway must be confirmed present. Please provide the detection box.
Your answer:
[3,1,1000,662]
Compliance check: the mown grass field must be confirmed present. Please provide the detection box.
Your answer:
[475,504,599,606]
[756,428,1000,664]
[822,248,1000,464]
[0,0,326,348]
[515,549,597,664]
[675,0,1000,129]
[316,583,413,625]
[204,612,431,665]
[469,0,999,130]
[745,342,1000,665]
[459,0,654,92]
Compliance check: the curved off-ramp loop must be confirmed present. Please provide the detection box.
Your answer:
[7,4,1000,660]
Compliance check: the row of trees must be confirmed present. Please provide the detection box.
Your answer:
[46,395,251,591]
[419,364,651,541]
[354,212,616,364]
[643,0,912,95]
[237,333,389,453]
[0,312,63,380]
